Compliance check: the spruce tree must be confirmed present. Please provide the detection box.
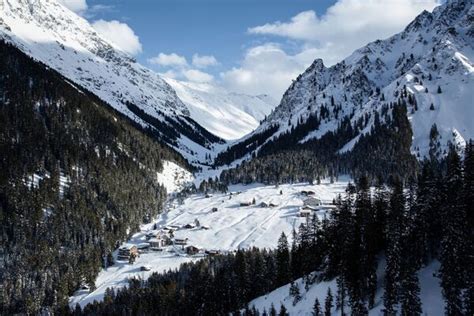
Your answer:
[312,297,322,316]
[400,266,422,316]
[440,146,466,315]
[463,140,474,314]
[279,304,288,316]
[269,304,277,316]
[383,179,405,315]
[289,282,301,305]
[325,288,334,316]
[276,232,291,286]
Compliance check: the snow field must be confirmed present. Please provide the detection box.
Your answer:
[70,177,349,308]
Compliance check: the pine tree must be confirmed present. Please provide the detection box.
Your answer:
[344,176,370,315]
[437,86,442,94]
[440,146,466,315]
[312,297,322,316]
[325,288,334,316]
[276,232,291,286]
[400,266,422,316]
[463,140,474,314]
[279,304,288,316]
[291,228,302,279]
[383,179,405,315]
[289,282,301,305]
[336,275,347,316]
[269,304,277,316]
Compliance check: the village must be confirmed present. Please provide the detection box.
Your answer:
[70,178,348,308]
[116,188,338,269]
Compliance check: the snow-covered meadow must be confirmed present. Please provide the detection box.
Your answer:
[70,178,349,308]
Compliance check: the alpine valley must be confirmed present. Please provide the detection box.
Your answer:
[0,0,473,315]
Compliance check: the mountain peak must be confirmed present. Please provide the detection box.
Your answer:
[217,0,473,166]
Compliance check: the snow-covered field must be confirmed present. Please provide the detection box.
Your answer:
[70,178,349,308]
[248,261,443,315]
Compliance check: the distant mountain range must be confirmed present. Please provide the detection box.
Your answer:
[164,78,275,140]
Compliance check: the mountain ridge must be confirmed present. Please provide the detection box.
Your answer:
[216,0,473,173]
[0,0,223,163]
[164,77,276,140]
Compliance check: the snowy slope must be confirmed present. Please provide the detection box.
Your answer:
[69,178,349,308]
[224,0,474,161]
[247,261,443,315]
[156,160,194,194]
[164,78,276,140]
[0,0,222,161]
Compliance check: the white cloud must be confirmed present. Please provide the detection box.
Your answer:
[57,0,88,14]
[184,69,214,83]
[221,43,307,100]
[248,0,440,65]
[149,53,215,83]
[148,53,188,67]
[192,54,219,68]
[92,20,142,55]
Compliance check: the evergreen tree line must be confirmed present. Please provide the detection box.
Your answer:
[218,100,417,185]
[77,142,473,315]
[0,41,188,314]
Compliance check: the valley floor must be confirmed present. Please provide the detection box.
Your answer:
[69,178,348,308]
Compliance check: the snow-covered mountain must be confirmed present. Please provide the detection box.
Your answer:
[218,0,473,164]
[164,78,276,140]
[0,0,223,162]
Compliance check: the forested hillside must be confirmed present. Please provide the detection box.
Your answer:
[219,100,417,184]
[0,41,188,314]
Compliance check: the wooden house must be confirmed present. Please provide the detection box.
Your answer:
[303,197,322,210]
[148,233,171,250]
[137,242,150,253]
[205,249,220,256]
[118,244,138,260]
[185,245,200,255]
[299,208,313,218]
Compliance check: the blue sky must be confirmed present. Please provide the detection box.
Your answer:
[60,0,440,99]
[86,0,335,70]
